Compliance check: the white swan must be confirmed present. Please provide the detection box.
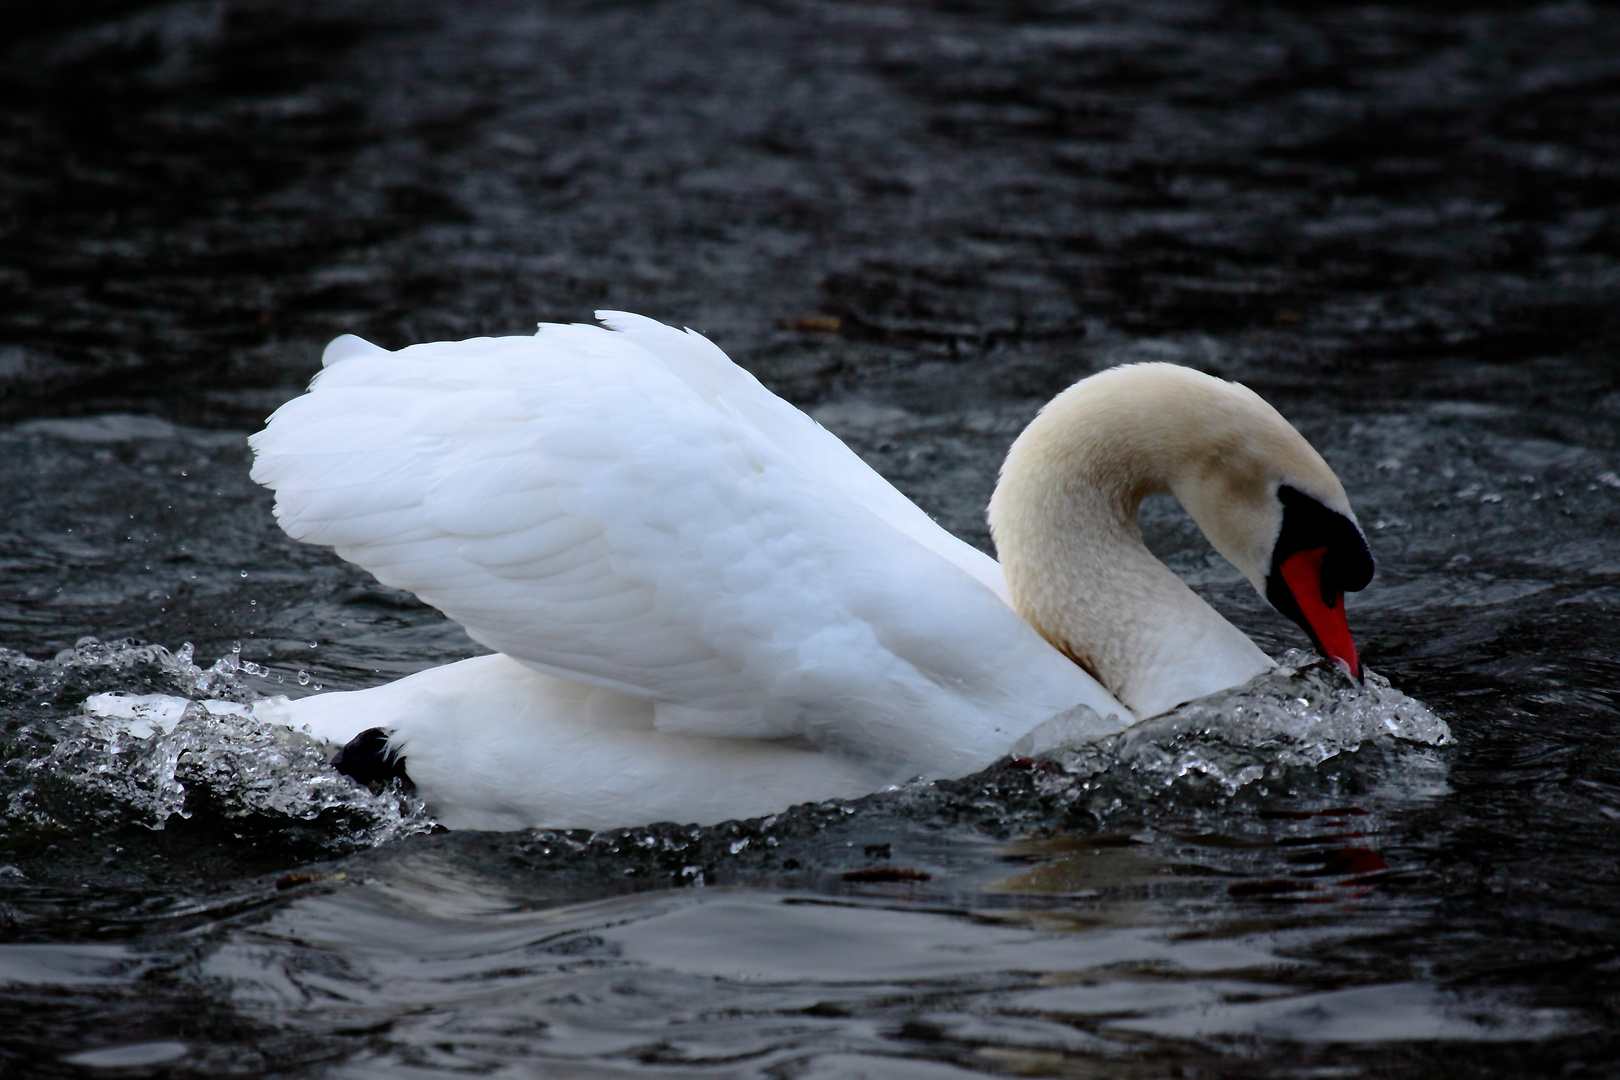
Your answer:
[245,312,1372,831]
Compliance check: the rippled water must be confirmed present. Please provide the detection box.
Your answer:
[4,1,1620,1076]
[5,376,1617,1078]
[0,631,1476,1074]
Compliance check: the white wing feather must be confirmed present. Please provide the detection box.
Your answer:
[249,313,1125,774]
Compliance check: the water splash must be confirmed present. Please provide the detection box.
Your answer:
[0,639,432,851]
[0,636,255,711]
[1012,650,1450,808]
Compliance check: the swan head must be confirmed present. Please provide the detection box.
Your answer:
[1258,484,1374,679]
[991,362,1374,688]
[1142,366,1373,678]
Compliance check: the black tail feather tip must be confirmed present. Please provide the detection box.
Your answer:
[332,727,412,792]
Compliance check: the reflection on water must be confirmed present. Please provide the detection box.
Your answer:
[180,858,1578,1074]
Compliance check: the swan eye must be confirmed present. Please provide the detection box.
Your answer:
[1265,486,1374,608]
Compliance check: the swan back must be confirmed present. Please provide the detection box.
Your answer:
[250,316,1129,779]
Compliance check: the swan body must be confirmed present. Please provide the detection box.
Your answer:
[253,655,894,832]
[247,312,1372,831]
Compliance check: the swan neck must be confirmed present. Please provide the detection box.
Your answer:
[988,368,1276,717]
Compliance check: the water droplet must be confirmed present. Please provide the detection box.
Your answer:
[297,670,311,686]
[240,570,248,578]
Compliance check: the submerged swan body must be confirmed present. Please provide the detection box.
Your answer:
[247,312,1372,830]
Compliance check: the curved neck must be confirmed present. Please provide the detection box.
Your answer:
[988,369,1275,718]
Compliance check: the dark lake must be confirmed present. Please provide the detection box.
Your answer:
[3,1,1619,1076]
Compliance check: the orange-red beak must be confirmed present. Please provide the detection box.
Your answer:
[1278,545,1360,680]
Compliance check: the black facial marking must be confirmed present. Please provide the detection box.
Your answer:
[1264,485,1375,620]
[332,727,412,792]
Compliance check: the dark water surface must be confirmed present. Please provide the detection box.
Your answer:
[3,1,1619,1076]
